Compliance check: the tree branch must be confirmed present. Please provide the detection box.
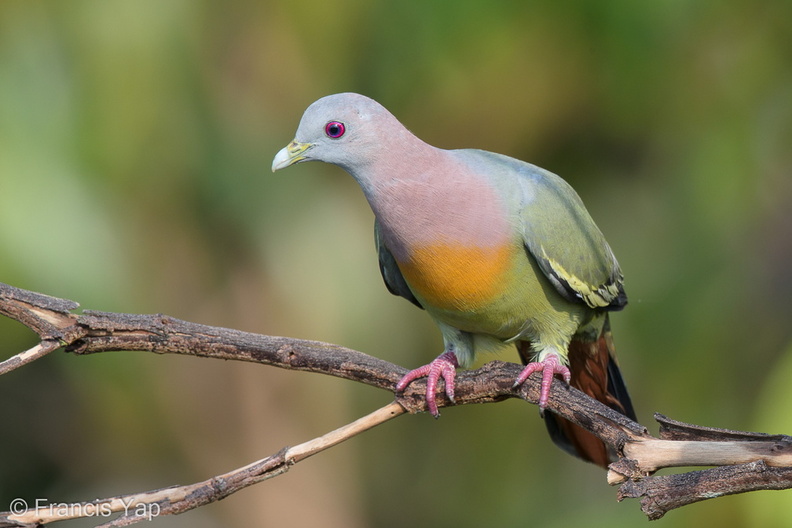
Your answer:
[1,282,791,524]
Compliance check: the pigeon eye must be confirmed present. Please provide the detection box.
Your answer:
[325,121,346,139]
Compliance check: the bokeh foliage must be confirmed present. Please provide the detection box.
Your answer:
[1,1,790,526]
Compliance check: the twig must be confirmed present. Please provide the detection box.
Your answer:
[0,402,404,528]
[0,341,60,375]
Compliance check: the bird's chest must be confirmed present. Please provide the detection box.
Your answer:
[396,241,517,312]
[371,175,519,312]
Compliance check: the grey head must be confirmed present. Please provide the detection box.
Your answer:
[271,92,413,173]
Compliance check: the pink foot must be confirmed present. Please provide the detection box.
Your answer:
[396,351,459,417]
[513,353,571,410]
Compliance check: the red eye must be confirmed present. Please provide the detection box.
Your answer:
[325,121,346,138]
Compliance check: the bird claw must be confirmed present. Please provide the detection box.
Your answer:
[513,353,571,411]
[396,351,459,417]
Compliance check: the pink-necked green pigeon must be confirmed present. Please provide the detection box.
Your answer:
[272,93,635,467]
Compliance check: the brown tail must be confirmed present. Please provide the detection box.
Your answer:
[518,314,635,468]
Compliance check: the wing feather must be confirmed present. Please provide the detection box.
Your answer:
[460,150,626,310]
[516,161,626,310]
[375,220,423,309]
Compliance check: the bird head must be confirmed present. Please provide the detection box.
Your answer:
[272,92,391,173]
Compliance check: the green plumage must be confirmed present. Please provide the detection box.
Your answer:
[274,93,634,464]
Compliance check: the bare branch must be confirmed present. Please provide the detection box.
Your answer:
[0,341,60,375]
[2,281,792,523]
[624,436,792,473]
[0,283,80,338]
[618,460,792,520]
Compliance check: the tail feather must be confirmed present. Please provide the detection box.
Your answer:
[519,314,635,468]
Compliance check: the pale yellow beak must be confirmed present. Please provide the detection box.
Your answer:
[272,141,313,172]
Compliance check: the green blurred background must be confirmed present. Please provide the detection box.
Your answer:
[1,1,791,526]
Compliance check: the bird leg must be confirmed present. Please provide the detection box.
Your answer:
[513,352,571,411]
[395,351,459,417]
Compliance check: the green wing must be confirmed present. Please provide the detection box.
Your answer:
[515,159,626,310]
[375,220,423,309]
[456,149,626,311]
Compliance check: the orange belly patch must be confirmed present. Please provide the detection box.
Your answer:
[398,243,514,312]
